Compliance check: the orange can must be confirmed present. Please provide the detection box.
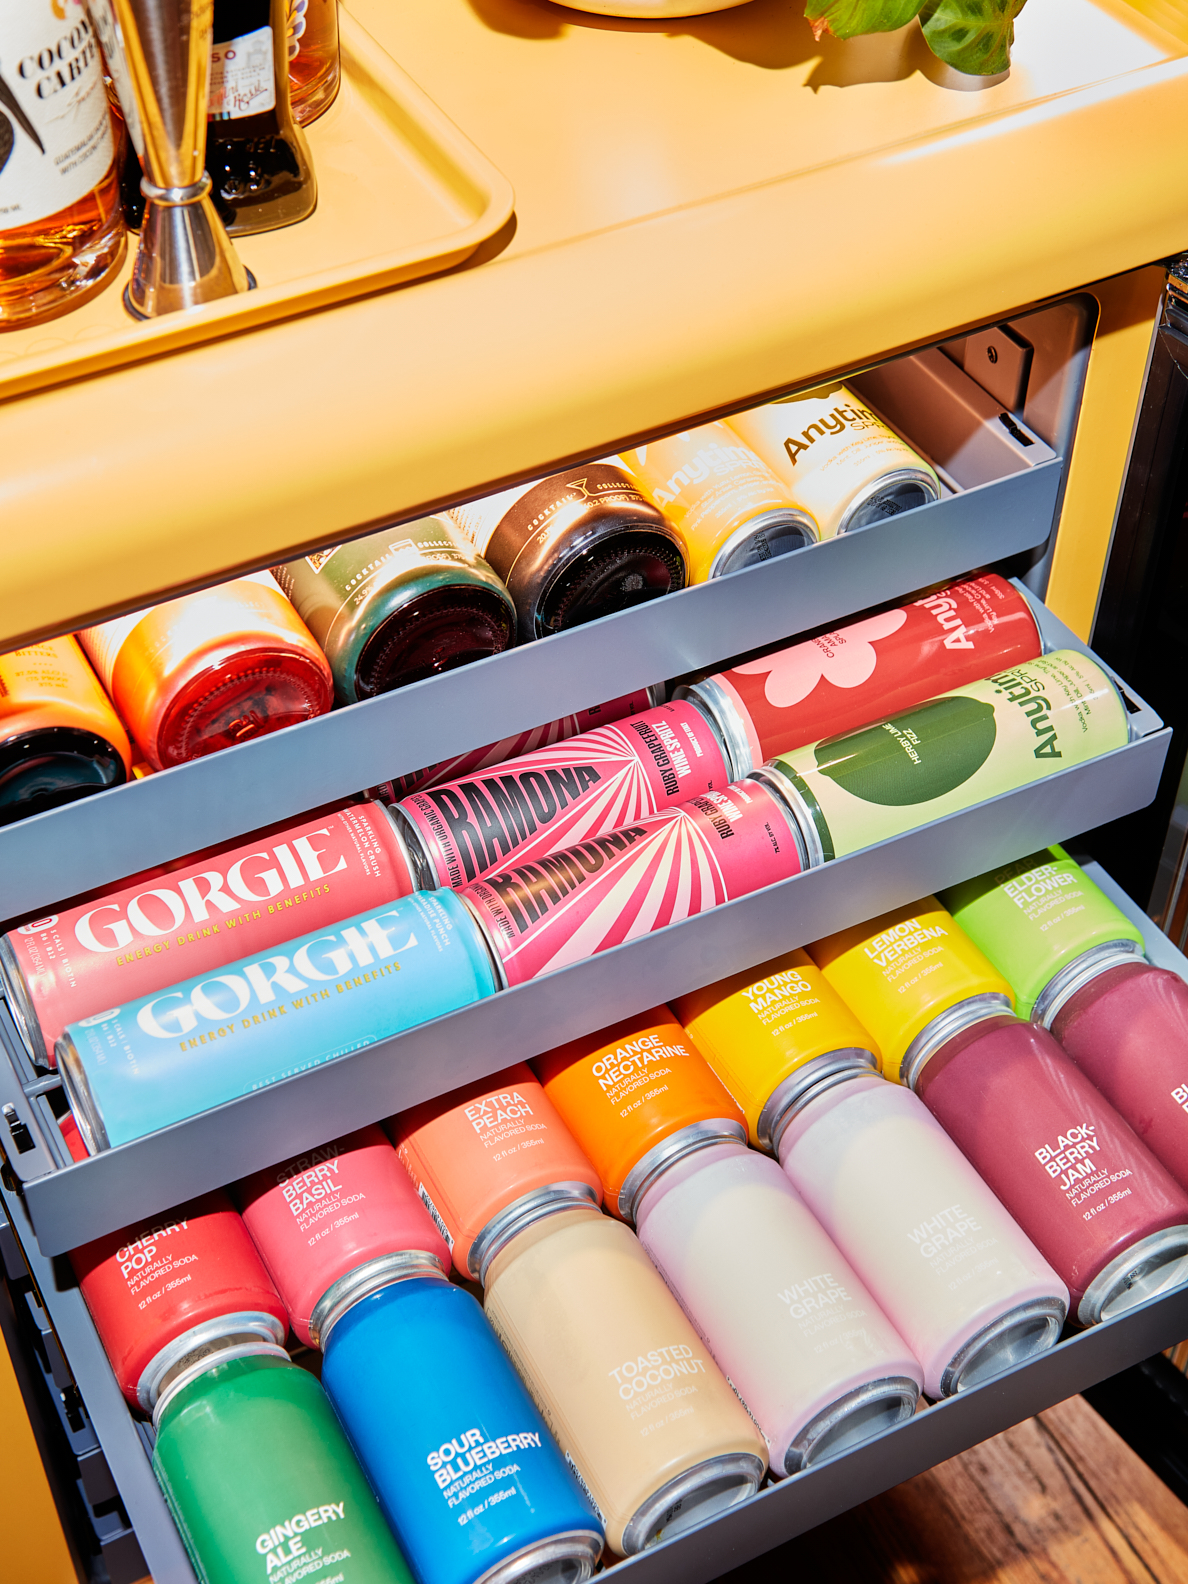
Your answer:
[534,1007,745,1221]
[390,1063,603,1279]
[0,637,133,825]
[77,572,333,771]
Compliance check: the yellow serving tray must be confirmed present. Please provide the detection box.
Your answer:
[0,8,514,403]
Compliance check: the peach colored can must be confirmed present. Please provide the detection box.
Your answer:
[390,1064,603,1278]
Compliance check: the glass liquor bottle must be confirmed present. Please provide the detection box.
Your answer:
[0,0,125,329]
[286,0,340,125]
[207,0,316,235]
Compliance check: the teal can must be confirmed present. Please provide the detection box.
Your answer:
[273,518,517,704]
[152,1344,414,1584]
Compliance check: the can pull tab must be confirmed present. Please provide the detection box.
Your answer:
[1,1104,34,1155]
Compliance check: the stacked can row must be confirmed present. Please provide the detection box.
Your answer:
[59,843,1188,1584]
[0,388,940,826]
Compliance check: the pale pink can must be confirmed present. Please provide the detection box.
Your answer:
[235,1124,451,1347]
[459,778,807,986]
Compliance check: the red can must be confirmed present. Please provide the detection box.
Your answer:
[235,1124,452,1347]
[394,701,731,891]
[70,1185,288,1411]
[374,687,658,799]
[460,778,806,987]
[681,574,1041,774]
[0,802,420,1065]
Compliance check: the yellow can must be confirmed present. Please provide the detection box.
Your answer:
[808,898,1014,1085]
[727,384,940,540]
[618,422,817,583]
[672,948,878,1150]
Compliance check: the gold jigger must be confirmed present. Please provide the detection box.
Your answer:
[112,0,251,318]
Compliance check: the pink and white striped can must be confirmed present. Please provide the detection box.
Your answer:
[393,701,733,890]
[459,779,807,986]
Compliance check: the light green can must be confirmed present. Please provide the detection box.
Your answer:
[941,845,1145,1021]
[755,650,1130,867]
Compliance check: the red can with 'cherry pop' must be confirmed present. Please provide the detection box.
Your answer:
[459,778,806,987]
[679,575,1041,775]
[0,801,420,1066]
[235,1125,451,1347]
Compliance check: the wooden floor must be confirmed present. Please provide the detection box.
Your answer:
[723,1396,1188,1584]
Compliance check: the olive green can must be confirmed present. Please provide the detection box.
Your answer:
[753,650,1130,865]
[153,1347,414,1584]
[274,518,516,704]
[942,845,1145,1021]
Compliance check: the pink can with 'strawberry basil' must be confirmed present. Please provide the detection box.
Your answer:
[393,700,732,891]
[459,779,807,986]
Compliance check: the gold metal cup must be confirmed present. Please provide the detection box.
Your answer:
[111,0,251,318]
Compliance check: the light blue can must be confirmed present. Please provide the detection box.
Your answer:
[57,890,496,1150]
[319,1259,603,1584]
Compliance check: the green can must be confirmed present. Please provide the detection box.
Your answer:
[274,518,516,704]
[153,1346,414,1584]
[941,845,1145,1021]
[754,650,1130,866]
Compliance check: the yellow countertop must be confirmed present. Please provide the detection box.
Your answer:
[2,0,1187,648]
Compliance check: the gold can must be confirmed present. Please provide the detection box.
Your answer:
[728,385,941,540]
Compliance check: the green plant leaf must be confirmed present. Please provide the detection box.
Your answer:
[918,0,1025,73]
[804,0,924,43]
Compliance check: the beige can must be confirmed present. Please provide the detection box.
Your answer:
[728,385,941,540]
[482,1206,767,1554]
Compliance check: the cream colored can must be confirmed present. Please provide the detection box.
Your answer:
[618,422,817,582]
[728,385,941,540]
[482,1206,767,1555]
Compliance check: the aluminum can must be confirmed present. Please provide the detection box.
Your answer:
[272,517,516,705]
[941,845,1145,1022]
[394,700,732,890]
[1,801,420,1065]
[484,1204,767,1555]
[391,1063,603,1279]
[235,1125,452,1346]
[727,384,940,539]
[635,1140,921,1469]
[533,1008,746,1221]
[320,1267,603,1584]
[777,1072,1067,1398]
[0,637,133,826]
[57,890,498,1151]
[459,778,807,987]
[153,1347,416,1584]
[374,687,660,800]
[70,1188,288,1411]
[681,574,1042,775]
[77,571,334,770]
[672,949,879,1149]
[449,464,686,640]
[618,422,817,582]
[757,650,1130,866]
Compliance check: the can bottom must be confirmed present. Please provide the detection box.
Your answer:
[138,1311,289,1415]
[784,1377,919,1475]
[0,935,45,1065]
[621,1453,764,1554]
[476,1531,603,1584]
[838,469,941,535]
[939,1297,1066,1397]
[1078,1225,1188,1326]
[708,511,817,579]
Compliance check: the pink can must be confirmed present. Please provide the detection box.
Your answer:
[460,779,806,986]
[374,688,659,799]
[0,802,420,1065]
[394,701,732,891]
[235,1124,451,1347]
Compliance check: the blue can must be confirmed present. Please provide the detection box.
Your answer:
[319,1263,603,1584]
[57,890,496,1150]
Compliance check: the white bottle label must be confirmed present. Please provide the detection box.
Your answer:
[209,25,276,121]
[0,0,114,228]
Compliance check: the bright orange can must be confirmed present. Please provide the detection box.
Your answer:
[534,1007,745,1221]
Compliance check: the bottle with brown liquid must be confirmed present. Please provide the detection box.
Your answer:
[207,0,316,234]
[0,0,125,328]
